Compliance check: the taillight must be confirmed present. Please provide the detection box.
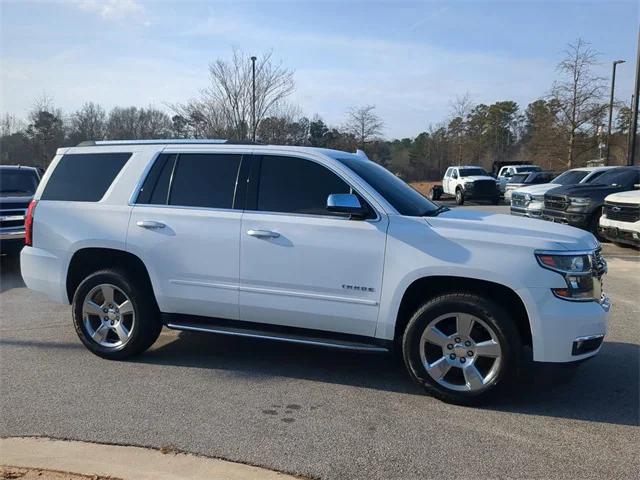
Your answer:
[25,200,37,246]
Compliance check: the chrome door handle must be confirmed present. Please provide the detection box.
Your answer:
[136,220,166,229]
[246,229,280,239]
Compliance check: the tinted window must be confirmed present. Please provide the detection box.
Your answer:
[169,154,241,209]
[508,173,529,183]
[0,169,39,196]
[552,170,589,185]
[336,156,439,216]
[41,153,131,201]
[592,168,639,187]
[515,166,541,173]
[136,154,176,205]
[257,156,350,215]
[459,168,487,176]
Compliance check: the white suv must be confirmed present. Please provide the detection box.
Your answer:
[21,140,610,404]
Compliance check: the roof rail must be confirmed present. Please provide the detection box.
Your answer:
[75,139,261,147]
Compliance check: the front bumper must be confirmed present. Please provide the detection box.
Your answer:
[519,286,609,363]
[510,205,543,218]
[542,209,590,228]
[598,216,640,247]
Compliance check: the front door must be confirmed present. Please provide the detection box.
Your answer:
[127,152,244,320]
[239,155,388,337]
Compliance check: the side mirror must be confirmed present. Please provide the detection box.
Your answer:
[327,194,367,218]
[634,184,640,190]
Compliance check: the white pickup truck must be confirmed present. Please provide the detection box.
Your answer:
[435,165,500,205]
[497,164,541,195]
[21,140,610,405]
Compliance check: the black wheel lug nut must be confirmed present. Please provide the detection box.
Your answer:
[460,357,466,363]
[455,337,461,343]
[467,350,474,356]
[449,353,456,360]
[465,341,471,347]
[447,344,453,350]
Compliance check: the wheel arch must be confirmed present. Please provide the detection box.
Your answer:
[393,275,532,348]
[66,247,158,309]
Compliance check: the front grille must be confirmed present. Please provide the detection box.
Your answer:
[471,180,498,195]
[0,206,26,230]
[604,202,640,222]
[544,194,568,211]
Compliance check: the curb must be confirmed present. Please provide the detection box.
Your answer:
[1,437,302,480]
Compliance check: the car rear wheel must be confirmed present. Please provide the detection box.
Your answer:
[402,293,521,405]
[72,269,161,360]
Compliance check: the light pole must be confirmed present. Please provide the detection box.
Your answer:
[605,59,626,164]
[629,28,640,166]
[250,56,257,142]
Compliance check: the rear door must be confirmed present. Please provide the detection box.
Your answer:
[238,154,388,337]
[127,152,246,320]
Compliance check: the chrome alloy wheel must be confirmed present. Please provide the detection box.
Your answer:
[82,284,135,349]
[419,312,502,392]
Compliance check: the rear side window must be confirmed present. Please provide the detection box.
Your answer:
[41,153,131,201]
[136,154,176,205]
[257,155,350,215]
[168,154,241,209]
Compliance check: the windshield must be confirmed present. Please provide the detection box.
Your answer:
[508,173,529,183]
[551,170,589,185]
[591,168,639,187]
[335,157,439,216]
[459,168,487,177]
[0,169,39,196]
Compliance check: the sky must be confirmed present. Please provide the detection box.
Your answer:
[0,0,637,139]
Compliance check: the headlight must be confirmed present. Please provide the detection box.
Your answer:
[567,197,591,212]
[535,251,605,301]
[463,181,474,188]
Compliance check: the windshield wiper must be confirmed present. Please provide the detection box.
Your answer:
[423,205,449,217]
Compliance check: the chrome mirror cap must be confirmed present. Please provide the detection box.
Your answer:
[326,193,366,217]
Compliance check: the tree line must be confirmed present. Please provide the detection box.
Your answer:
[0,41,633,180]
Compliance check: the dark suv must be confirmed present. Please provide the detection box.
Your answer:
[0,165,42,255]
[542,166,640,235]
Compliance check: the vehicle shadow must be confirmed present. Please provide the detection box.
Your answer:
[137,330,639,427]
[0,254,25,294]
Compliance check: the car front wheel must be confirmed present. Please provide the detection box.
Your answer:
[402,293,521,405]
[455,189,465,205]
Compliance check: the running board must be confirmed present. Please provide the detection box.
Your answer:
[163,314,390,353]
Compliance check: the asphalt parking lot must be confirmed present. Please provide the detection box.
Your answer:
[1,204,638,480]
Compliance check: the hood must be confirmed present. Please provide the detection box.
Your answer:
[461,175,495,182]
[605,190,640,205]
[425,208,598,251]
[547,182,623,197]
[512,183,556,196]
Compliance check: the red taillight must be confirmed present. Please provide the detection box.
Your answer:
[24,200,37,246]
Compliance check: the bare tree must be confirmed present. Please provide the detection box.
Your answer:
[106,106,172,139]
[0,114,25,137]
[448,93,474,164]
[203,48,295,140]
[551,39,607,168]
[168,98,227,139]
[344,105,384,149]
[69,102,106,143]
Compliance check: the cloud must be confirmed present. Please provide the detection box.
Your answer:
[64,0,149,25]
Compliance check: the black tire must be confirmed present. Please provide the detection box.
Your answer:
[588,209,604,240]
[429,188,441,201]
[491,196,500,205]
[455,189,465,205]
[72,269,161,360]
[402,293,522,405]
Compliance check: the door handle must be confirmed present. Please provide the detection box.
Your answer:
[136,220,166,229]
[246,229,280,239]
